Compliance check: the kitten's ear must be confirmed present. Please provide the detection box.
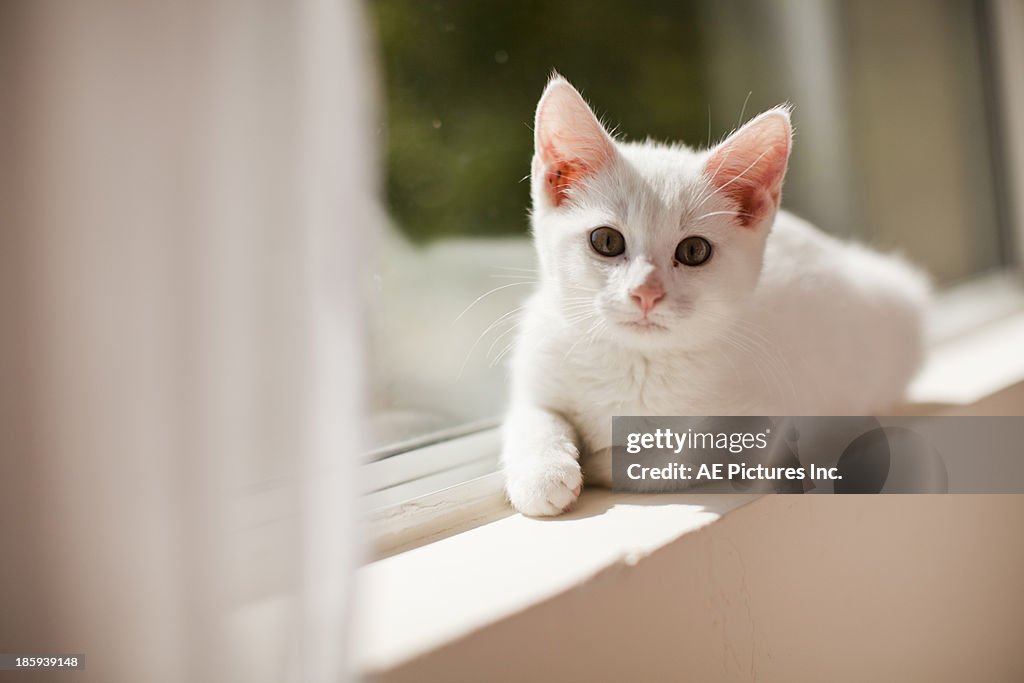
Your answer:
[704,106,792,229]
[534,76,615,207]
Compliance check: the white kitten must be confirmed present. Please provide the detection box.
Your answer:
[502,76,930,516]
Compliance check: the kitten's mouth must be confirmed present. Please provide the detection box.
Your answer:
[618,319,668,332]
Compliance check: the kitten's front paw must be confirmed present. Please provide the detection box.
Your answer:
[504,444,583,517]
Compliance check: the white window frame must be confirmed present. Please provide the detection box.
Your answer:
[362,0,1024,558]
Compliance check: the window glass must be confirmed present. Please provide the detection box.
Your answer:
[367,0,1010,450]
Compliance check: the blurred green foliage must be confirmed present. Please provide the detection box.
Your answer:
[369,0,713,242]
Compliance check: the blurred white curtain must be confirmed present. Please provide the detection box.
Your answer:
[0,1,372,681]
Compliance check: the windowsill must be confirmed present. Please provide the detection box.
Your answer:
[353,309,1024,679]
[353,489,760,675]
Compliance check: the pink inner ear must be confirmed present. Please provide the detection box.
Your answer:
[543,158,591,206]
[535,80,614,207]
[704,110,791,228]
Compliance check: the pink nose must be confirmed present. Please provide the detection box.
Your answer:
[630,279,665,316]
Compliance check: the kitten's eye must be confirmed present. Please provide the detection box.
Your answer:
[675,236,712,266]
[589,226,626,257]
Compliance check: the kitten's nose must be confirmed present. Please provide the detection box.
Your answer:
[630,279,665,316]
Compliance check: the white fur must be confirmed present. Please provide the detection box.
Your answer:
[502,77,929,516]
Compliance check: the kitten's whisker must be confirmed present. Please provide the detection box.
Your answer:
[691,146,771,219]
[455,282,535,322]
[490,340,517,367]
[715,148,770,194]
[563,314,596,327]
[585,318,607,350]
[456,305,524,380]
[737,91,753,129]
[486,322,521,358]
[706,103,712,149]
[692,209,752,222]
[563,316,605,362]
[562,308,597,324]
[692,124,766,212]
[488,274,539,281]
[562,310,595,320]
[692,138,742,209]
[691,179,725,214]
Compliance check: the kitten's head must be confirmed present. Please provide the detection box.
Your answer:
[530,75,791,351]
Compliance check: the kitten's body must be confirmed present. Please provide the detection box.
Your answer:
[503,79,928,515]
[511,206,926,487]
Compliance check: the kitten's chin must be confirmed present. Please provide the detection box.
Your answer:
[606,318,678,348]
[606,314,720,351]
